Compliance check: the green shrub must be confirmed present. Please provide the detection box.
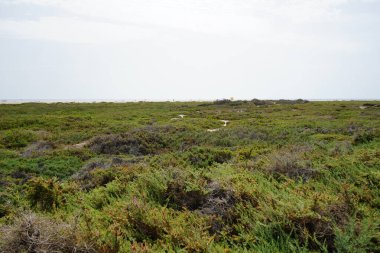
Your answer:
[0,192,11,218]
[334,216,380,253]
[353,131,374,145]
[267,151,316,181]
[186,147,232,168]
[89,126,171,155]
[26,177,63,211]
[0,130,37,148]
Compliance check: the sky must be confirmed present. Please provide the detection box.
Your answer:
[0,0,379,101]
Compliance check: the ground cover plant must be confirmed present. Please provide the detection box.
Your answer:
[0,100,379,252]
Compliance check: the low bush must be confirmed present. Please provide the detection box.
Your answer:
[0,192,12,218]
[0,212,95,253]
[213,99,232,105]
[353,131,374,145]
[0,130,37,149]
[267,151,316,181]
[185,147,232,168]
[72,166,118,191]
[165,180,206,211]
[334,216,380,253]
[89,126,170,156]
[21,141,56,158]
[251,99,274,106]
[0,155,83,179]
[26,177,63,212]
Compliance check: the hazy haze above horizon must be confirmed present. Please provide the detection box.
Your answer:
[0,0,379,100]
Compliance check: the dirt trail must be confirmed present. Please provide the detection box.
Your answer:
[72,141,89,148]
[220,120,229,127]
[64,140,90,149]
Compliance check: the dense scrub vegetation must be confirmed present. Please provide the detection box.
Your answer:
[0,100,379,252]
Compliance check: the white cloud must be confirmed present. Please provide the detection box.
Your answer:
[3,0,376,22]
[0,0,378,48]
[0,17,158,43]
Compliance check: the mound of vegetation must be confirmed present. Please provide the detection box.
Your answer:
[89,126,171,156]
[251,98,309,106]
[21,141,56,158]
[0,212,95,252]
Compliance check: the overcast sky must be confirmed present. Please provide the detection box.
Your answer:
[0,0,379,101]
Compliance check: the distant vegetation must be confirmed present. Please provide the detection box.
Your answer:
[0,100,379,252]
[211,98,309,106]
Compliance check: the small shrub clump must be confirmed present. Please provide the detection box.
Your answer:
[185,147,232,168]
[353,131,374,145]
[268,151,316,181]
[89,126,170,156]
[0,212,95,253]
[0,130,37,149]
[21,141,56,158]
[26,177,63,212]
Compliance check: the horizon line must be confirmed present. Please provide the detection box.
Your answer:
[1,98,379,104]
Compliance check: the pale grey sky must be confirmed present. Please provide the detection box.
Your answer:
[0,0,379,100]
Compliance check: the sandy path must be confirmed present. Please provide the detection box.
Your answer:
[220,120,230,127]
